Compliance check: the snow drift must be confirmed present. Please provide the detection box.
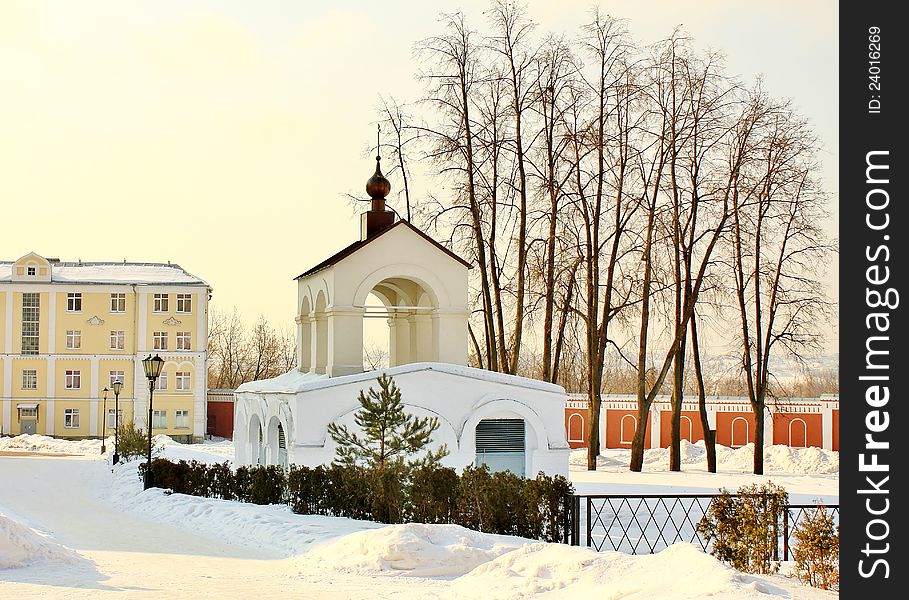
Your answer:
[0,512,82,569]
[572,441,839,475]
[296,522,531,577]
[453,542,785,599]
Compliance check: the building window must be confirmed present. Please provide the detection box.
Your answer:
[26,266,37,276]
[67,293,82,312]
[22,369,37,390]
[175,371,191,391]
[153,331,168,350]
[153,294,169,313]
[176,332,191,351]
[109,370,125,388]
[152,410,167,429]
[175,410,190,429]
[110,330,125,350]
[154,372,168,391]
[176,294,192,313]
[66,330,82,350]
[110,293,126,313]
[64,408,80,429]
[21,292,40,355]
[65,370,81,390]
[19,407,38,419]
[107,409,123,429]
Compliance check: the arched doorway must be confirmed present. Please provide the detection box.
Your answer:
[278,422,288,468]
[620,415,636,446]
[475,419,525,477]
[248,415,263,465]
[731,417,749,448]
[364,277,437,367]
[680,416,693,442]
[789,418,807,448]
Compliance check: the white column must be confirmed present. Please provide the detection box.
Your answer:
[89,358,99,436]
[45,357,56,436]
[2,358,12,435]
[326,306,365,377]
[296,315,311,372]
[821,404,834,450]
[4,290,13,353]
[312,313,326,374]
[47,292,57,353]
[137,291,148,353]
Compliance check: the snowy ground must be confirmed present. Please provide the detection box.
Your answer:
[0,435,837,598]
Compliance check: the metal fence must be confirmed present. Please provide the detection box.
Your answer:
[566,493,839,560]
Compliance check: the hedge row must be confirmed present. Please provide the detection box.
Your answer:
[140,459,573,542]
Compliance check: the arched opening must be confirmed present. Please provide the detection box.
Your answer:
[568,413,585,442]
[362,292,390,371]
[475,418,525,477]
[278,422,288,468]
[680,416,693,442]
[299,296,312,372]
[313,291,328,374]
[731,417,749,448]
[363,277,437,367]
[788,418,807,448]
[620,415,636,446]
[249,415,262,466]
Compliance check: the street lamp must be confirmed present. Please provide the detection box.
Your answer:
[101,387,109,454]
[142,354,165,490]
[111,380,123,465]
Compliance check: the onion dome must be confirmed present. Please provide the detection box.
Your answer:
[366,154,391,200]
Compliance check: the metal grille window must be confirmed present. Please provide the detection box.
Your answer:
[66,293,82,312]
[176,294,192,313]
[64,370,81,389]
[22,369,37,390]
[175,410,190,429]
[64,408,80,429]
[110,330,125,350]
[153,331,168,350]
[110,293,126,313]
[175,371,191,391]
[176,331,191,350]
[475,419,526,477]
[152,410,167,429]
[21,293,39,354]
[153,294,169,313]
[66,330,81,350]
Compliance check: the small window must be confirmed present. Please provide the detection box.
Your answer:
[153,331,168,350]
[153,294,169,313]
[176,331,191,351]
[154,372,168,391]
[64,408,80,429]
[107,409,123,429]
[22,369,37,390]
[110,293,126,313]
[19,407,38,419]
[64,370,81,390]
[110,330,125,350]
[26,266,37,276]
[66,330,82,350]
[67,293,82,312]
[176,294,192,313]
[109,370,125,388]
[175,371,191,391]
[152,410,167,429]
[175,410,190,429]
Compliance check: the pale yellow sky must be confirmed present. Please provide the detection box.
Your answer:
[1,0,838,350]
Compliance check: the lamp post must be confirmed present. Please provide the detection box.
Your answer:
[142,354,164,490]
[112,380,123,465]
[101,387,109,454]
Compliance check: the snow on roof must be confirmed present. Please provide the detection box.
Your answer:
[236,362,565,395]
[0,261,208,286]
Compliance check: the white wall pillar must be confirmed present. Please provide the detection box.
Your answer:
[431,308,469,366]
[763,406,774,446]
[821,404,834,450]
[193,353,206,441]
[313,313,327,374]
[89,358,99,436]
[326,307,365,377]
[2,357,11,435]
[4,290,12,353]
[651,404,662,448]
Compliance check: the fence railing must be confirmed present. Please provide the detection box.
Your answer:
[565,493,839,560]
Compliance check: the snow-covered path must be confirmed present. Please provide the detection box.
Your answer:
[0,455,442,598]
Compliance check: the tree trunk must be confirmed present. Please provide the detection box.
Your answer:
[690,313,716,472]
[753,401,765,475]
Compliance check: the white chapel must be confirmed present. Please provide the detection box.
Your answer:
[233,152,569,477]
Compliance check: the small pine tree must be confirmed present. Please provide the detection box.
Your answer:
[116,420,160,462]
[328,374,449,471]
[792,506,839,590]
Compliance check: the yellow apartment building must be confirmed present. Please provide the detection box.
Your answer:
[1,252,210,443]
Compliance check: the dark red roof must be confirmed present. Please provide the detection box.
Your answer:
[295,220,471,280]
